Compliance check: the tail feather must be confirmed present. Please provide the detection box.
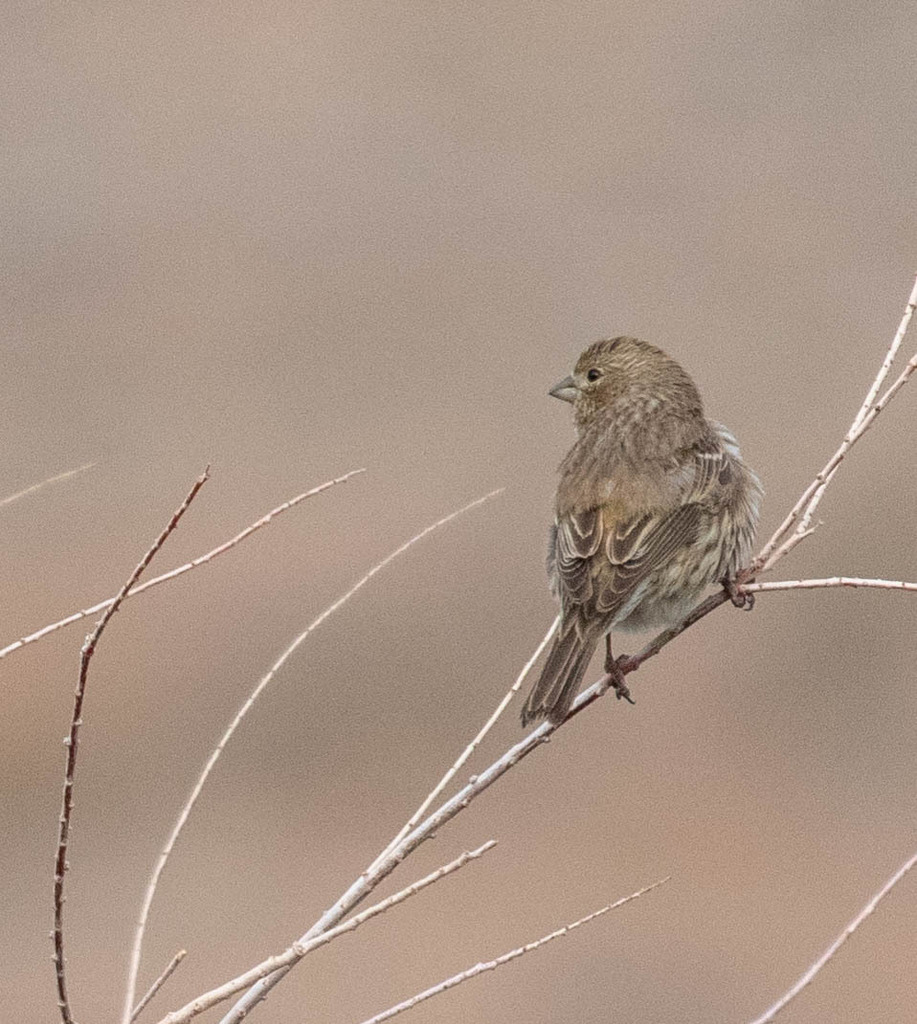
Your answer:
[521,625,598,726]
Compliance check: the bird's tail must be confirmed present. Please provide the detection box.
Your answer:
[521,624,597,726]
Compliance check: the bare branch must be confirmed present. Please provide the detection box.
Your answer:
[748,850,917,1024]
[126,490,503,1024]
[368,616,559,873]
[131,950,187,1023]
[0,462,96,509]
[356,879,670,1024]
[852,275,917,432]
[54,468,209,1024]
[755,274,917,572]
[216,644,664,1024]
[0,468,365,662]
[872,345,917,418]
[156,843,497,1024]
[746,576,917,594]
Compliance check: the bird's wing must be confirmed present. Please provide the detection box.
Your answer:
[553,439,729,628]
[592,501,702,616]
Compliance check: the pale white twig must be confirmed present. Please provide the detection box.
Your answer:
[355,879,670,1024]
[756,274,917,572]
[791,341,917,550]
[851,276,917,432]
[131,950,187,1023]
[368,616,560,873]
[748,850,917,1024]
[871,345,917,421]
[217,672,616,1024]
[0,462,96,509]
[156,843,497,1024]
[55,469,209,1024]
[217,725,554,1022]
[126,490,503,1024]
[746,577,917,594]
[0,469,365,661]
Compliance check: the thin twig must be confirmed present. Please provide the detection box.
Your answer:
[748,850,917,1024]
[157,843,497,1024]
[791,344,917,551]
[369,616,559,873]
[131,950,187,1023]
[538,570,917,714]
[356,879,670,1024]
[0,469,365,661]
[54,469,209,1024]
[746,576,917,594]
[127,490,503,1024]
[0,462,96,509]
[755,274,917,572]
[851,276,917,432]
[216,647,652,1024]
[871,347,917,422]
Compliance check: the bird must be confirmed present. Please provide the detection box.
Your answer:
[521,336,762,727]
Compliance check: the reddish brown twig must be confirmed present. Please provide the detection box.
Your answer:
[53,469,209,1024]
[1,468,364,661]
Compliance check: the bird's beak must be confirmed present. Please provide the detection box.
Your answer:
[549,375,578,403]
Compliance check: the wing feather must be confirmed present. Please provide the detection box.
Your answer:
[552,437,729,630]
[553,508,604,604]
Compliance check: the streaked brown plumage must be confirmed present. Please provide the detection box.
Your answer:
[521,337,762,726]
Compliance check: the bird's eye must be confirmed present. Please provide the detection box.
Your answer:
[586,368,603,382]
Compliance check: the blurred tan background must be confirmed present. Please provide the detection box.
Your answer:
[3,2,916,1022]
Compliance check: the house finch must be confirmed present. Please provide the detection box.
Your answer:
[521,336,762,726]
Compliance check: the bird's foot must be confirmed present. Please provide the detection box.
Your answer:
[722,576,755,611]
[605,653,636,704]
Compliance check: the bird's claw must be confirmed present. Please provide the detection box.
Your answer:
[606,654,636,704]
[722,577,755,611]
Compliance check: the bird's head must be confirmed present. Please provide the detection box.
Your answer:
[550,336,704,436]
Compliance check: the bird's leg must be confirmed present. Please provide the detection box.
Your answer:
[604,635,636,704]
[722,575,755,611]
